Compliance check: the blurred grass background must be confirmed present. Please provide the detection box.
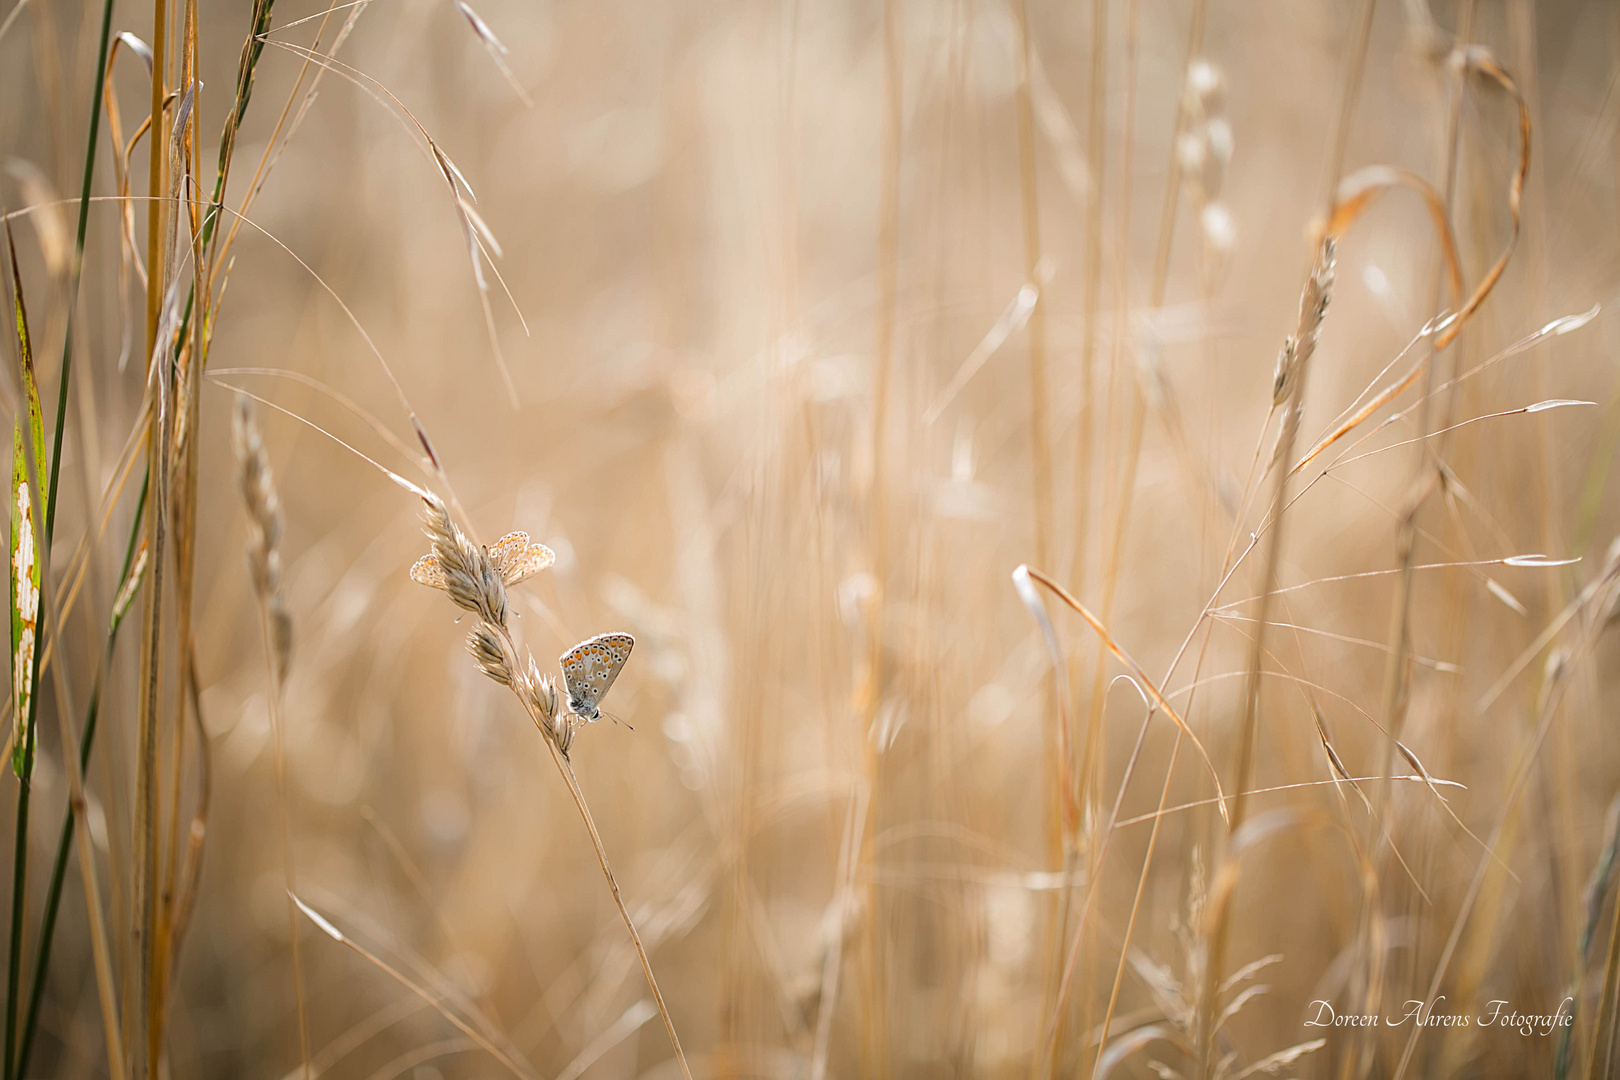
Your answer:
[4,0,1620,1077]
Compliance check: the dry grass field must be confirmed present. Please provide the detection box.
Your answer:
[2,0,1620,1078]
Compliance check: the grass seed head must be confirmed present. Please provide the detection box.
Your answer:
[232,397,293,681]
[468,621,515,687]
[419,495,509,627]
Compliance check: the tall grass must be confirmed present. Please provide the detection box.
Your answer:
[0,1,1618,1079]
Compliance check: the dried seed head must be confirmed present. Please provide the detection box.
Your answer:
[522,661,571,752]
[269,596,293,685]
[232,397,293,681]
[1269,398,1304,468]
[468,622,515,687]
[1295,237,1336,360]
[554,714,574,755]
[418,495,508,627]
[1270,238,1336,407]
[1271,337,1299,406]
[526,659,559,721]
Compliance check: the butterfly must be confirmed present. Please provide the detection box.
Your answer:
[411,531,555,590]
[560,632,634,724]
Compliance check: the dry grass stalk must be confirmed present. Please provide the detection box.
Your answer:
[1062,10,1212,1065]
[412,495,691,1080]
[1198,235,1335,1080]
[231,398,309,1080]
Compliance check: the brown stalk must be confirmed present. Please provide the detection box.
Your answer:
[154,5,203,1060]
[1198,233,1337,1079]
[163,647,210,1005]
[142,0,165,349]
[132,149,172,1080]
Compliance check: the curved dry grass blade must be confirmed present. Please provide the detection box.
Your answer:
[1213,616,1507,889]
[211,367,428,479]
[1017,565,1228,822]
[292,896,542,1080]
[211,380,432,501]
[235,0,369,234]
[1211,612,1459,671]
[1111,776,1465,830]
[250,37,521,403]
[1096,1023,1184,1079]
[1234,1039,1325,1079]
[1215,554,1579,609]
[1325,399,1596,478]
[1323,165,1462,299]
[8,180,469,529]
[1430,47,1531,349]
[923,268,1048,425]
[1012,566,1075,837]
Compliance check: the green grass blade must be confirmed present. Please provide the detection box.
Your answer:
[4,229,43,783]
[5,0,119,1068]
[1,221,45,1080]
[14,472,145,1080]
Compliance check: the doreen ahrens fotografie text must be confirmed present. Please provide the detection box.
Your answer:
[1308,998,1577,1038]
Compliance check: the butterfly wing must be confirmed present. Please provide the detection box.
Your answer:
[559,632,634,720]
[489,530,555,586]
[409,552,448,590]
[559,648,599,715]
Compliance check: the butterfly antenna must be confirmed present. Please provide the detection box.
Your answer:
[603,710,634,731]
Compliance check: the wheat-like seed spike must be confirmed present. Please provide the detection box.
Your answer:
[231,397,292,682]
[417,494,508,628]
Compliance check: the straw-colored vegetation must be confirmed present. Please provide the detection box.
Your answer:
[0,0,1618,1078]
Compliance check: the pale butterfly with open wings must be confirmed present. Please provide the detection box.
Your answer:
[560,632,635,725]
[410,530,555,590]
